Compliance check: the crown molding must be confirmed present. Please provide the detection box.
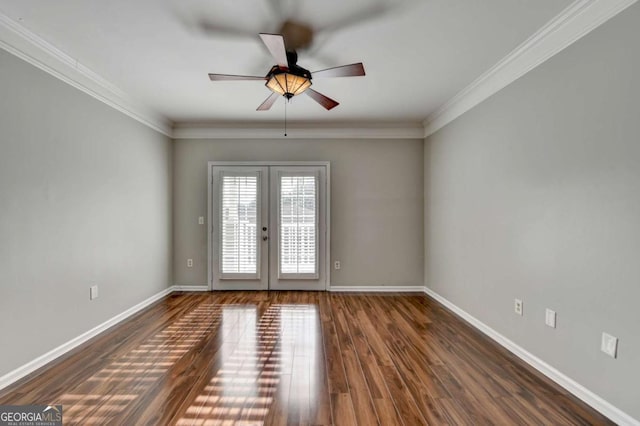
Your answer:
[4,0,634,141]
[0,12,172,137]
[0,9,420,141]
[172,122,425,139]
[423,0,637,138]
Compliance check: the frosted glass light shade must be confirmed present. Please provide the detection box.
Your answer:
[266,72,311,97]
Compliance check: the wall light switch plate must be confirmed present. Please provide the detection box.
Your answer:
[545,309,556,328]
[514,299,523,316]
[198,216,205,225]
[90,285,99,300]
[601,332,618,358]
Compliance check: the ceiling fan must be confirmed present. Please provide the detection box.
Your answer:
[208,33,365,111]
[189,0,396,52]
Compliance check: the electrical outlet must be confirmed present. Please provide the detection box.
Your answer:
[187,259,193,268]
[514,299,523,316]
[334,260,341,270]
[545,309,556,328]
[198,216,204,225]
[601,332,618,358]
[90,285,99,300]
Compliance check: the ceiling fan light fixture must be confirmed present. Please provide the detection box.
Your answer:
[209,33,362,111]
[265,66,312,99]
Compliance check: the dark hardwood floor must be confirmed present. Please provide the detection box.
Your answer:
[0,292,613,425]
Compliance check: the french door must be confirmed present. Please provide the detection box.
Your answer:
[209,163,328,291]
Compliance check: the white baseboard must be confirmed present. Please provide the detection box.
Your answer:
[176,284,425,293]
[422,286,639,426]
[0,286,175,391]
[0,284,216,391]
[330,285,425,292]
[3,283,635,425]
[173,285,210,292]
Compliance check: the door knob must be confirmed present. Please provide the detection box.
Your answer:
[262,236,268,241]
[262,227,267,231]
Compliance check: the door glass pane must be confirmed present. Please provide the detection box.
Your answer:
[280,175,317,275]
[221,174,258,274]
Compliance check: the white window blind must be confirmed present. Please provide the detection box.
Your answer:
[279,175,317,275]
[221,174,258,274]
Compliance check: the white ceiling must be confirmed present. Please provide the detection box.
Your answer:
[0,0,571,126]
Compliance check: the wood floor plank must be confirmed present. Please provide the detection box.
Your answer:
[330,393,357,426]
[331,298,380,425]
[336,298,405,425]
[0,291,615,425]
[319,294,350,395]
[310,308,333,426]
[437,398,477,426]
[382,337,451,423]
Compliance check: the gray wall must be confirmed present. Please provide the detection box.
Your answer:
[425,4,640,420]
[173,138,424,288]
[0,50,173,378]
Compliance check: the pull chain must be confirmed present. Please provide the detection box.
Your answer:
[284,99,288,137]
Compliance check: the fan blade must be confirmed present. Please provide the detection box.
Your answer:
[310,1,418,55]
[196,20,257,39]
[257,92,281,111]
[312,63,365,78]
[305,89,339,110]
[316,3,389,34]
[209,74,266,81]
[259,33,289,68]
[173,9,253,39]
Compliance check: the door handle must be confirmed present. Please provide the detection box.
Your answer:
[262,236,268,241]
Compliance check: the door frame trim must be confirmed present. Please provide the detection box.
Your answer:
[207,161,331,291]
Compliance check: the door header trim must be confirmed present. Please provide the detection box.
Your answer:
[208,161,330,167]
